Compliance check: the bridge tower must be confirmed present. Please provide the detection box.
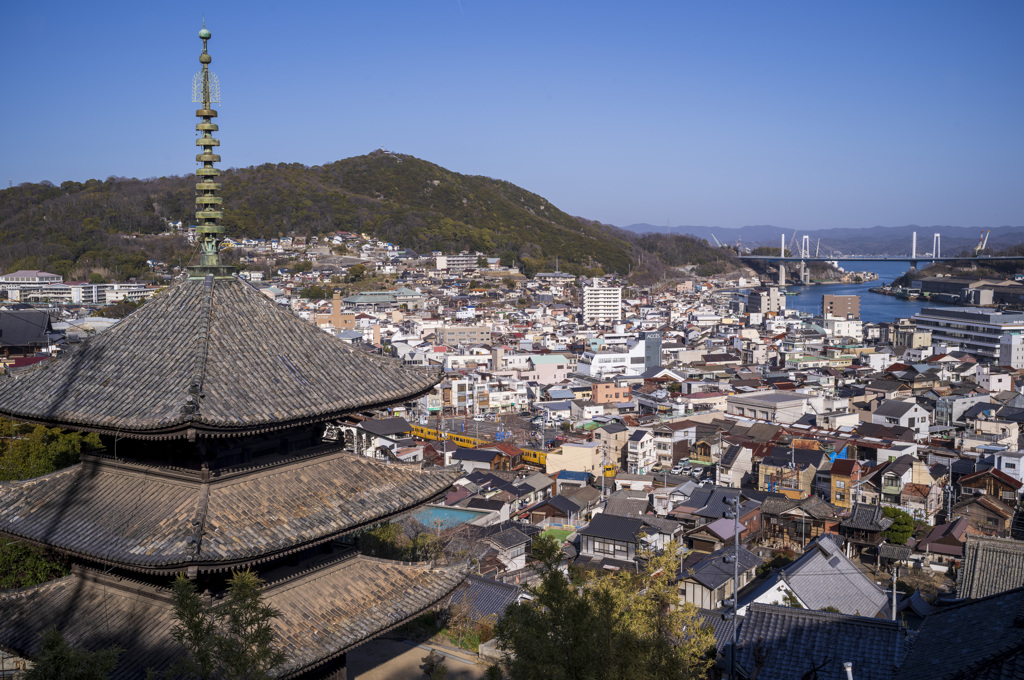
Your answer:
[933,233,941,261]
[779,234,786,285]
[910,231,918,271]
[800,235,811,285]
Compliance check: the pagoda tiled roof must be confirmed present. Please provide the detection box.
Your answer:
[0,556,467,680]
[0,449,458,573]
[0,276,440,439]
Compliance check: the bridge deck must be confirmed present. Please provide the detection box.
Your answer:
[737,255,1024,262]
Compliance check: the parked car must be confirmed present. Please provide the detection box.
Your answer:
[671,464,686,475]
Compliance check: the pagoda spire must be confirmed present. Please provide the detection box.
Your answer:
[190,24,233,278]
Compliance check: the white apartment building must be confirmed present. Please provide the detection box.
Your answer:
[822,317,864,343]
[18,282,157,305]
[578,338,648,378]
[583,285,622,324]
[1000,332,1024,369]
[912,308,1024,362]
[434,253,480,272]
[626,429,657,475]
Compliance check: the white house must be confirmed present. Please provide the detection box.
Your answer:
[872,399,931,440]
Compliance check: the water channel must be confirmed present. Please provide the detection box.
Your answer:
[769,260,937,324]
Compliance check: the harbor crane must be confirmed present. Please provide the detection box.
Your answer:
[974,229,991,255]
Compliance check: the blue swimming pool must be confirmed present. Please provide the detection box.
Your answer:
[411,506,489,529]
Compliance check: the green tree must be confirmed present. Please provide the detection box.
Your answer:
[89,272,105,284]
[347,264,367,281]
[0,422,103,482]
[25,628,122,680]
[0,539,69,588]
[883,507,915,545]
[163,570,287,680]
[477,255,489,268]
[299,285,328,300]
[494,536,714,680]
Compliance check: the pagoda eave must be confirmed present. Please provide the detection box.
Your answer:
[0,379,440,442]
[0,450,460,576]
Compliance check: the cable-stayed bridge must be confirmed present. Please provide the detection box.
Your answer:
[734,230,1024,285]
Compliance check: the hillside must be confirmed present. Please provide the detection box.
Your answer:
[0,151,634,279]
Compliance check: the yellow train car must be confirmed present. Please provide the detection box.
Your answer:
[411,423,548,471]
[520,448,547,468]
[410,423,487,449]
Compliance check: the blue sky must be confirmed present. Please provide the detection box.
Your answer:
[4,1,1023,230]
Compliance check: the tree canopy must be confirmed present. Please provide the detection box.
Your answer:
[493,535,715,680]
[161,570,287,680]
[25,629,122,680]
[883,506,915,545]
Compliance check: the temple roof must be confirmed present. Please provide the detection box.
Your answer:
[0,450,458,573]
[0,276,440,439]
[0,557,467,679]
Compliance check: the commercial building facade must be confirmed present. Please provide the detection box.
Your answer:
[912,308,1024,362]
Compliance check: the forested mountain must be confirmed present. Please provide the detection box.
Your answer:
[1,151,652,279]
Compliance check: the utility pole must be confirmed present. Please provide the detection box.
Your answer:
[601,441,607,499]
[724,494,741,680]
[891,563,899,621]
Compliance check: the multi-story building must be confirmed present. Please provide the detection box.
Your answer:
[591,379,632,404]
[582,284,622,323]
[434,253,481,272]
[1000,332,1024,369]
[746,286,785,315]
[0,270,63,296]
[828,459,864,509]
[912,308,1024,361]
[437,324,492,347]
[20,282,157,305]
[822,294,860,319]
[626,429,657,474]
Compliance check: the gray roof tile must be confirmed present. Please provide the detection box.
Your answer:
[0,451,457,572]
[0,277,440,438]
[958,535,1024,599]
[0,557,466,680]
[736,604,912,680]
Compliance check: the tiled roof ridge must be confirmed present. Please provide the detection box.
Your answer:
[260,548,361,590]
[277,561,470,679]
[748,602,901,627]
[69,563,176,604]
[209,449,450,488]
[0,573,71,600]
[181,275,216,423]
[0,462,80,491]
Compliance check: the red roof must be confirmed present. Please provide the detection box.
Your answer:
[830,459,862,477]
[8,356,49,368]
[959,467,1023,490]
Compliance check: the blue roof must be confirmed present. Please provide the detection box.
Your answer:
[557,470,591,481]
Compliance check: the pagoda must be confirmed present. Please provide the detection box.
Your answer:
[0,27,464,679]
